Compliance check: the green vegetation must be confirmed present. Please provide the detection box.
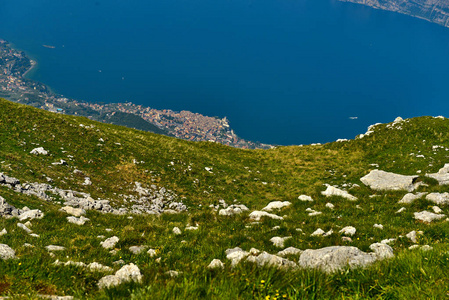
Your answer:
[1,98,449,299]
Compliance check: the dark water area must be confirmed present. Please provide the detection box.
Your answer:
[1,0,449,145]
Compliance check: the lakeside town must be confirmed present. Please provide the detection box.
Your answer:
[0,39,271,149]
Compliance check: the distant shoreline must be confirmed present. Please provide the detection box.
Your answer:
[22,59,36,78]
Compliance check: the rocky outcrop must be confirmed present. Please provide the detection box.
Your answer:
[298,243,393,273]
[98,263,142,289]
[426,163,449,185]
[360,170,419,192]
[414,211,446,223]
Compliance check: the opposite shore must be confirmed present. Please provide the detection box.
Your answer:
[0,39,272,149]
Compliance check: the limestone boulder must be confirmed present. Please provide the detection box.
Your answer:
[0,244,16,260]
[360,170,419,192]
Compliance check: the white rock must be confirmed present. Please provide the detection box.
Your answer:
[380,238,396,245]
[426,193,449,205]
[0,244,16,260]
[207,259,224,269]
[30,147,48,155]
[361,170,419,192]
[115,263,142,283]
[396,207,406,213]
[18,209,44,221]
[248,211,283,221]
[249,248,261,255]
[420,245,433,251]
[248,251,297,270]
[414,211,446,223]
[17,222,32,233]
[65,261,86,268]
[339,226,356,236]
[129,245,147,254]
[298,195,313,202]
[298,243,393,273]
[225,247,249,267]
[100,236,119,249]
[373,224,383,230]
[185,225,199,231]
[98,275,122,289]
[432,206,443,213]
[406,231,418,243]
[60,206,86,217]
[323,229,333,237]
[67,216,90,225]
[173,227,182,235]
[45,245,66,251]
[325,203,335,209]
[262,201,291,212]
[398,193,427,204]
[0,228,7,236]
[269,236,292,248]
[311,228,326,236]
[277,247,302,256]
[218,204,249,216]
[426,163,449,185]
[88,262,113,272]
[321,185,357,201]
[147,249,157,257]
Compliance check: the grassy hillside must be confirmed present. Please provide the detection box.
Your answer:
[1,98,449,299]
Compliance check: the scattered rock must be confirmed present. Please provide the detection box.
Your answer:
[269,236,292,248]
[185,225,199,231]
[246,251,297,270]
[129,245,147,254]
[100,236,119,249]
[225,247,249,267]
[88,262,113,272]
[432,206,443,213]
[98,263,142,289]
[207,259,224,269]
[218,204,249,216]
[147,249,157,257]
[361,170,419,192]
[339,226,356,236]
[426,163,449,185]
[173,227,182,235]
[18,209,44,221]
[396,207,406,213]
[277,247,302,257]
[325,203,335,209]
[0,228,7,236]
[373,224,384,230]
[248,211,283,221]
[262,201,291,212]
[30,147,48,155]
[298,243,393,273]
[0,244,16,260]
[398,192,427,204]
[406,231,418,243]
[165,270,181,277]
[60,206,86,217]
[414,211,446,223]
[426,193,449,205]
[45,245,66,252]
[298,195,313,202]
[321,185,357,201]
[17,222,32,233]
[67,216,90,225]
[311,228,326,237]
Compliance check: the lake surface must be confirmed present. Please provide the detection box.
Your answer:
[1,0,449,145]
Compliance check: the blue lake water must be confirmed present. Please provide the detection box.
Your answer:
[1,0,449,145]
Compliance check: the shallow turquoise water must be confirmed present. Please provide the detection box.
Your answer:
[1,0,449,145]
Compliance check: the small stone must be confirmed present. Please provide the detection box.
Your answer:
[67,216,90,225]
[248,211,283,221]
[432,206,443,214]
[0,228,7,236]
[100,236,119,249]
[325,203,335,209]
[60,206,86,217]
[373,224,384,230]
[88,262,113,272]
[321,185,357,201]
[147,249,157,257]
[298,195,313,202]
[341,236,352,242]
[17,223,32,233]
[396,207,406,213]
[207,259,224,269]
[262,201,291,212]
[269,236,292,248]
[406,231,418,243]
[277,247,302,256]
[30,147,48,155]
[173,227,182,235]
[311,228,325,236]
[0,244,16,260]
[414,211,446,223]
[45,245,66,252]
[129,245,147,254]
[339,226,356,236]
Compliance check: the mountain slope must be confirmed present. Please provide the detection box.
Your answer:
[1,98,449,299]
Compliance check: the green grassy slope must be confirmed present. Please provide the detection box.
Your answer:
[1,98,449,299]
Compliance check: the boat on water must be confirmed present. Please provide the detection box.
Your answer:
[42,45,56,49]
